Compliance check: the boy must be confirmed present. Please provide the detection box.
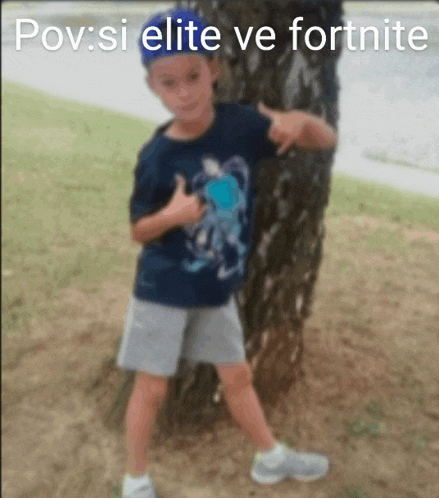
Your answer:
[117,8,337,498]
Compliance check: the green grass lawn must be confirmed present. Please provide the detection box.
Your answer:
[2,82,156,333]
[3,81,439,498]
[2,81,438,337]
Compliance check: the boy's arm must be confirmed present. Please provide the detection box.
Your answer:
[131,175,206,244]
[298,113,338,151]
[131,207,179,244]
[258,102,337,155]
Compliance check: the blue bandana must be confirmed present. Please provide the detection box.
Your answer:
[139,8,213,66]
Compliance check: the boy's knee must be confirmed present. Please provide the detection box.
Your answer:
[216,361,253,396]
[135,370,168,403]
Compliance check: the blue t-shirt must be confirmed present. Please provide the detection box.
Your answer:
[130,102,276,307]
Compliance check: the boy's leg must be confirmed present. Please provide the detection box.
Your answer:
[215,360,331,484]
[117,296,190,477]
[185,297,330,484]
[183,297,276,451]
[125,370,168,476]
[215,361,277,452]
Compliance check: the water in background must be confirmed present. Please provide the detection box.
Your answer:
[337,7,439,173]
[2,1,439,195]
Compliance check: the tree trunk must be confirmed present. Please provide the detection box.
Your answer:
[96,0,343,439]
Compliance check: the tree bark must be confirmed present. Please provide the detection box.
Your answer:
[97,0,343,439]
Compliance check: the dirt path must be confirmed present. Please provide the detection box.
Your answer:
[2,215,439,498]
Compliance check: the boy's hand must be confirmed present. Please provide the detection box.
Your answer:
[164,174,206,227]
[258,102,337,155]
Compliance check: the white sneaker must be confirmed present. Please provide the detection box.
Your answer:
[122,474,157,498]
[251,443,331,485]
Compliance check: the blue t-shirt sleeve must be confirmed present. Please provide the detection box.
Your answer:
[236,103,277,160]
[253,110,277,160]
[257,124,277,160]
[129,154,158,224]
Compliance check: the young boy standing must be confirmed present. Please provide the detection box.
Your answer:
[116,8,337,498]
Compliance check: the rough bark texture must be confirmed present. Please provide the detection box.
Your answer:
[101,0,343,439]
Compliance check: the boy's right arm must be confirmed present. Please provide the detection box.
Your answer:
[131,175,206,244]
[131,208,179,244]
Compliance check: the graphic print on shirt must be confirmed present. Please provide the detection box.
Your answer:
[182,155,250,280]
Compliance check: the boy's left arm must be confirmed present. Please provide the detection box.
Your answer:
[258,102,337,155]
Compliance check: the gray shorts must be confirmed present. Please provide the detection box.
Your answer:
[116,294,246,377]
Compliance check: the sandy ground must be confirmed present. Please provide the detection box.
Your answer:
[2,214,439,498]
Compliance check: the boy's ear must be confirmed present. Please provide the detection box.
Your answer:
[146,73,155,93]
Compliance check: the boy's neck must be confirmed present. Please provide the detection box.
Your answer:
[165,105,216,141]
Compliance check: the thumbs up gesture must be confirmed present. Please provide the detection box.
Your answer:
[164,174,207,227]
[258,102,337,155]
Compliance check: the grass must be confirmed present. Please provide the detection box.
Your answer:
[2,80,438,339]
[3,82,439,498]
[327,174,438,230]
[2,82,155,334]
[331,486,372,498]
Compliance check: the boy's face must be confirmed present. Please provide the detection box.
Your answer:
[147,54,220,122]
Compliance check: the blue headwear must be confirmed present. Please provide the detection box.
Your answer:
[139,8,212,67]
